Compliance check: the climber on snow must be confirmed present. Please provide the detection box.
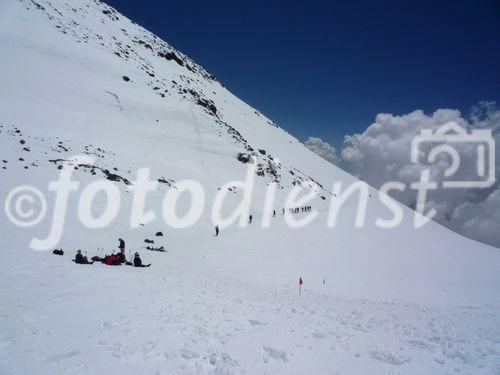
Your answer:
[118,238,125,252]
[134,252,151,268]
[74,250,94,265]
[115,238,126,263]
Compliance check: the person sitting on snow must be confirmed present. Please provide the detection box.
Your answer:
[133,252,150,268]
[74,250,94,265]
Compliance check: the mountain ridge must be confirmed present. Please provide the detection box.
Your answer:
[1,1,500,374]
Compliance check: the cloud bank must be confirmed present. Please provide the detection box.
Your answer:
[305,101,500,248]
[304,137,338,164]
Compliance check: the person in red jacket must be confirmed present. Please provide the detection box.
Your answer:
[104,253,120,266]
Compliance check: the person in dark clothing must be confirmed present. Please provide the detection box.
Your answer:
[133,252,151,268]
[117,238,126,263]
[249,214,253,224]
[117,250,126,264]
[215,224,220,237]
[74,250,94,264]
[273,210,276,217]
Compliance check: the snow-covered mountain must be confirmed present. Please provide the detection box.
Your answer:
[0,1,499,374]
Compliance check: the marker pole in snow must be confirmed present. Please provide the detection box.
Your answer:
[299,277,303,296]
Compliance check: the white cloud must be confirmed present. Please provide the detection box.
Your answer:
[304,137,338,164]
[457,189,500,247]
[306,101,500,248]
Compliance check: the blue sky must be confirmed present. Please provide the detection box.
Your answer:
[104,0,500,148]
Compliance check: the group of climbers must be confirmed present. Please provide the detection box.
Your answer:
[213,206,314,235]
[72,238,150,268]
[71,204,315,258]
[287,206,312,214]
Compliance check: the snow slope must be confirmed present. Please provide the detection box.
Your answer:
[0,0,500,374]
